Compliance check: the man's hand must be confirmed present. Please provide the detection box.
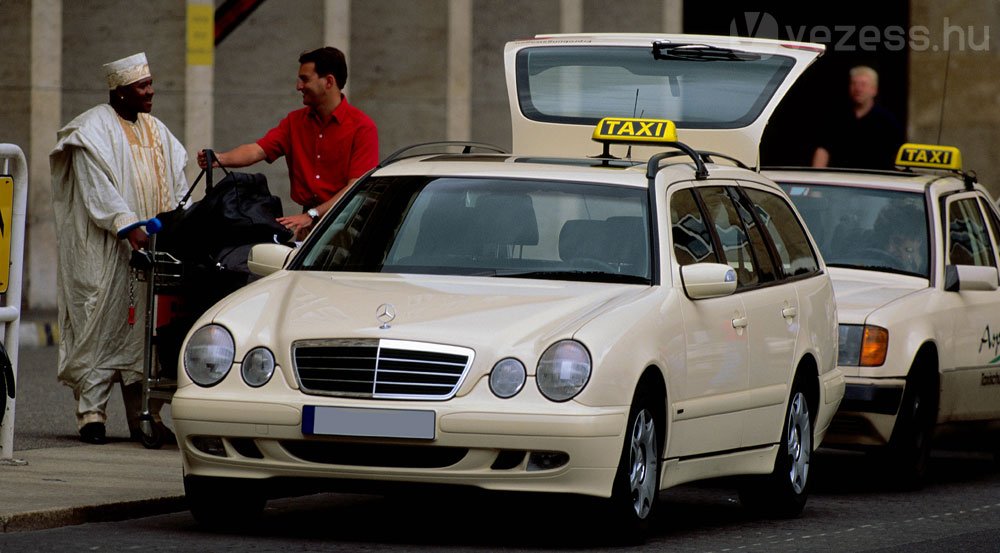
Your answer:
[276,213,314,241]
[197,149,219,170]
[197,144,265,170]
[125,227,149,251]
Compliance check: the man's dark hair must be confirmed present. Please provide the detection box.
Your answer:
[299,47,347,89]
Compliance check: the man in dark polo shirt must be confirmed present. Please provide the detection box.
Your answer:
[812,65,904,170]
[198,46,379,238]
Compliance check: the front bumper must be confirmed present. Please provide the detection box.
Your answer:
[822,376,905,447]
[172,386,629,499]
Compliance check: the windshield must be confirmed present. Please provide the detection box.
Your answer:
[781,183,929,278]
[296,176,652,284]
[515,46,796,128]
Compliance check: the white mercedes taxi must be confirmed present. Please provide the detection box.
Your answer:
[766,144,1000,488]
[173,33,843,538]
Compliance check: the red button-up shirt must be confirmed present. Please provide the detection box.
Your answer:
[257,96,379,208]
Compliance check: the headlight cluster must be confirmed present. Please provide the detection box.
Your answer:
[489,340,592,401]
[183,325,276,388]
[838,324,888,366]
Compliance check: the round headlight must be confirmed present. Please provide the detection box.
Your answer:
[536,340,591,401]
[241,347,276,387]
[183,324,235,387]
[490,358,526,398]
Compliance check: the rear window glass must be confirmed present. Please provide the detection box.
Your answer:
[515,46,795,129]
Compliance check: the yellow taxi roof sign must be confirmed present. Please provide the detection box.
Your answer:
[895,143,962,171]
[592,117,678,144]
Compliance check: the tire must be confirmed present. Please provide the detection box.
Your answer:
[739,380,813,518]
[185,475,266,530]
[606,385,662,540]
[885,368,937,490]
[140,424,164,449]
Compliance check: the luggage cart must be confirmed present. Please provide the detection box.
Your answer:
[130,235,187,449]
[126,149,289,448]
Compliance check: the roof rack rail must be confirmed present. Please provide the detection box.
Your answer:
[654,150,751,170]
[378,141,509,168]
[647,142,709,180]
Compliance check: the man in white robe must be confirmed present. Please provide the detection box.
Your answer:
[50,53,189,444]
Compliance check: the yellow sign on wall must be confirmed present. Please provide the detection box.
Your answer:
[187,3,214,66]
[0,176,13,293]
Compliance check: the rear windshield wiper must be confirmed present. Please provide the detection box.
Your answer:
[652,41,761,62]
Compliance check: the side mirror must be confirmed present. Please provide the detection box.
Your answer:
[944,264,999,292]
[681,262,738,299]
[248,243,294,277]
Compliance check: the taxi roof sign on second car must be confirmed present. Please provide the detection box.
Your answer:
[895,143,962,171]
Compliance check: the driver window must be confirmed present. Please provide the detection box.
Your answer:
[669,188,718,266]
[948,198,996,267]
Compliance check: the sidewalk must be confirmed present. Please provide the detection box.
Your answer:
[0,310,187,533]
[0,441,186,533]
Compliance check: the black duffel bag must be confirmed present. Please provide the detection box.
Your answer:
[154,151,293,266]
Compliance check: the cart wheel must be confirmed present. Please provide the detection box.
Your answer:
[140,416,164,449]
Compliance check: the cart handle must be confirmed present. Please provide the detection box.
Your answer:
[116,217,163,239]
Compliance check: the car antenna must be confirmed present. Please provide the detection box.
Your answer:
[935,48,952,145]
[626,89,639,159]
[934,49,976,190]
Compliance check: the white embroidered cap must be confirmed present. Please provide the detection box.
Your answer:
[103,52,151,89]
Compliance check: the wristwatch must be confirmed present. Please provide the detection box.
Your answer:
[307,208,320,221]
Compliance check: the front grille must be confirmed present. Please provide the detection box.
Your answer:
[293,338,474,399]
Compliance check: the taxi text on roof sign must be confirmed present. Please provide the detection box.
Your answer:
[592,117,678,144]
[895,143,963,171]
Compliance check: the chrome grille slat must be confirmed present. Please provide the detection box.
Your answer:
[293,339,474,399]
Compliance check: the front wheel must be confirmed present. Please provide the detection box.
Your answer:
[884,368,937,490]
[606,386,662,540]
[739,382,813,518]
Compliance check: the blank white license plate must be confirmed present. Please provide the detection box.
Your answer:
[302,406,436,440]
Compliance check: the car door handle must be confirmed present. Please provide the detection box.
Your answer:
[732,316,748,328]
[781,306,798,319]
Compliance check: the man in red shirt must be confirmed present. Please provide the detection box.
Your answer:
[198,47,378,238]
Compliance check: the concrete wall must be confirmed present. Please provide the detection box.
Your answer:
[0,1,30,150]
[910,1,999,197]
[1,0,995,311]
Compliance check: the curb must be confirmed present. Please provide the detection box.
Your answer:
[0,496,187,533]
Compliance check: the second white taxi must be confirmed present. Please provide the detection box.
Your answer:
[767,144,1000,487]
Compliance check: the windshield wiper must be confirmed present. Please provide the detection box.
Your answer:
[652,41,761,62]
[827,262,928,278]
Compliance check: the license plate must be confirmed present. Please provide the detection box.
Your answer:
[302,406,436,440]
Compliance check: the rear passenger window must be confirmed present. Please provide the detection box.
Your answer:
[670,188,718,266]
[743,189,819,277]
